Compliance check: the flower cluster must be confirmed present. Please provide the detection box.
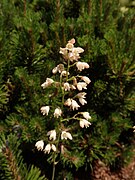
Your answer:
[35,39,92,156]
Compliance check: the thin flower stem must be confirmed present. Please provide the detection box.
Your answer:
[61,117,81,122]
[52,161,55,180]
[51,131,61,180]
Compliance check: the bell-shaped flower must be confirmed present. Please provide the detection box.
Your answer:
[81,76,91,84]
[79,98,87,105]
[47,130,56,141]
[77,82,87,91]
[68,38,75,44]
[44,144,51,154]
[40,106,50,115]
[51,144,57,152]
[35,140,44,151]
[63,82,70,91]
[44,144,56,154]
[52,67,58,74]
[71,99,80,110]
[41,78,54,89]
[82,112,91,120]
[79,119,91,128]
[66,42,74,51]
[59,47,68,55]
[61,131,72,140]
[76,62,89,71]
[70,85,76,90]
[76,92,87,99]
[60,70,69,77]
[64,98,72,106]
[54,108,62,118]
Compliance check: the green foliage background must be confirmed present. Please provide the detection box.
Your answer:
[0,0,134,179]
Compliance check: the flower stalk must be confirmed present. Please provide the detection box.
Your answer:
[35,38,92,179]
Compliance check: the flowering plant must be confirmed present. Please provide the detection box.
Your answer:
[35,39,92,180]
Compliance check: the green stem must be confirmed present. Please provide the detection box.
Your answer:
[52,158,56,180]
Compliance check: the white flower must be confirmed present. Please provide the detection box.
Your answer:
[41,78,54,89]
[79,98,87,105]
[133,126,135,132]
[61,71,69,77]
[82,112,91,120]
[66,42,74,51]
[70,85,76,90]
[68,38,75,44]
[61,131,72,140]
[80,119,91,128]
[77,82,87,91]
[44,144,57,154]
[63,82,70,91]
[71,99,80,110]
[44,144,51,154]
[64,98,72,106]
[40,106,50,115]
[47,130,56,141]
[76,92,87,99]
[120,7,128,14]
[76,62,89,71]
[35,140,44,151]
[51,144,57,152]
[59,47,68,55]
[81,76,91,84]
[54,108,62,118]
[52,67,58,74]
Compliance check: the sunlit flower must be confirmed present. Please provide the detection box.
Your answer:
[64,98,72,106]
[77,82,87,91]
[71,99,80,110]
[44,144,56,154]
[54,108,62,118]
[47,130,56,141]
[40,106,50,115]
[82,112,91,120]
[79,98,87,105]
[41,78,54,89]
[81,76,91,84]
[76,62,89,71]
[61,131,72,140]
[35,140,44,151]
[63,82,70,91]
[79,119,91,128]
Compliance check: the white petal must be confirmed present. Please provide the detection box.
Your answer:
[82,112,91,120]
[71,99,80,110]
[44,144,51,154]
[51,144,56,152]
[40,106,50,115]
[81,76,91,84]
[35,140,44,151]
[79,98,87,105]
